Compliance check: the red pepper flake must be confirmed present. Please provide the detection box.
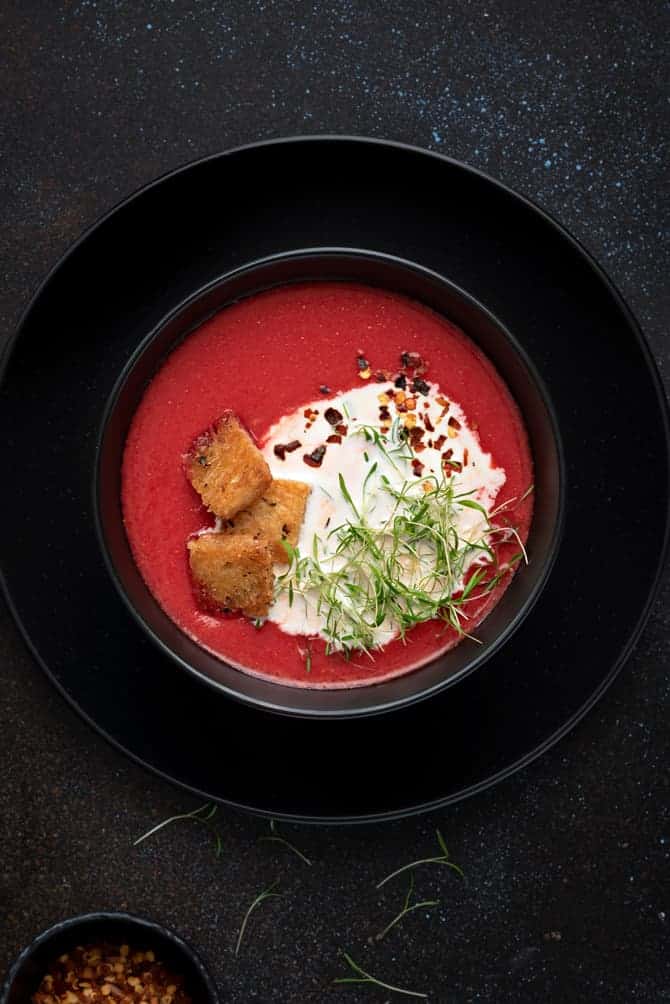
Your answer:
[463,448,469,466]
[273,440,301,460]
[303,445,327,467]
[319,384,331,394]
[379,406,391,421]
[31,943,192,1004]
[375,370,391,382]
[335,423,348,436]
[448,416,461,431]
[324,406,343,425]
[434,434,446,450]
[327,434,342,444]
[408,426,425,448]
[401,350,424,370]
[414,443,426,453]
[411,458,425,476]
[396,401,407,413]
[442,446,462,474]
[424,413,435,432]
[412,377,431,395]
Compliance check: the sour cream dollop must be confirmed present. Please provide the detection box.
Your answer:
[262,381,506,647]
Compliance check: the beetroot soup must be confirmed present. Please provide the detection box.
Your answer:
[122,283,533,688]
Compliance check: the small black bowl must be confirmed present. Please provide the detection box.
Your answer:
[95,248,564,719]
[0,911,219,1004]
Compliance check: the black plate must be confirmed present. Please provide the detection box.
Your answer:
[1,137,667,822]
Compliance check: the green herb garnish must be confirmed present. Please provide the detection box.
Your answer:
[133,802,222,857]
[334,952,427,998]
[259,818,312,866]
[376,873,439,940]
[235,879,281,956]
[277,462,520,657]
[376,829,464,889]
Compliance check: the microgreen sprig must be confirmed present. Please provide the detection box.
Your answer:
[259,819,312,866]
[376,829,464,889]
[277,470,518,658]
[376,874,439,941]
[235,879,281,956]
[334,952,427,999]
[133,802,223,857]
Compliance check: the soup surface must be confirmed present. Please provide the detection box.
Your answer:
[122,282,533,687]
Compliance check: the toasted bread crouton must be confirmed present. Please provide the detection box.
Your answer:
[187,532,273,618]
[186,412,272,520]
[226,479,311,562]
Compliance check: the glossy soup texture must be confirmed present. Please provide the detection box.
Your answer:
[121,283,533,687]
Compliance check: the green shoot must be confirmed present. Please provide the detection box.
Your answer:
[277,470,520,658]
[376,829,464,889]
[234,880,281,956]
[334,952,427,998]
[133,802,222,857]
[376,874,439,940]
[259,819,312,866]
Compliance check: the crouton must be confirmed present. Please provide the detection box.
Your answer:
[186,412,272,520]
[187,532,273,618]
[225,479,311,562]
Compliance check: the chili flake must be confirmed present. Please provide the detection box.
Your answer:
[324,406,343,425]
[401,350,423,370]
[273,440,301,460]
[31,943,191,1004]
[411,377,431,395]
[303,445,327,468]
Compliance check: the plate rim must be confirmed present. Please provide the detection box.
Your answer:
[2,134,669,823]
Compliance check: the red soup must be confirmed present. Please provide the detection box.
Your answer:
[122,283,533,688]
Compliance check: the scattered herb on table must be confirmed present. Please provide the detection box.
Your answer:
[377,829,464,889]
[334,952,427,999]
[133,801,223,857]
[235,879,281,956]
[259,818,313,865]
[376,873,439,941]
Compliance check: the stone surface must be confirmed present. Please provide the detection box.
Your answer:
[1,2,668,1001]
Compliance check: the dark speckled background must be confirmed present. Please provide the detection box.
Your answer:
[2,2,668,1001]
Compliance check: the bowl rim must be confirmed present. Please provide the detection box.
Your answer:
[0,910,220,1004]
[93,245,566,718]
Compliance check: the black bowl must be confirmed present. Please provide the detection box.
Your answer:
[0,912,219,1004]
[95,248,564,719]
